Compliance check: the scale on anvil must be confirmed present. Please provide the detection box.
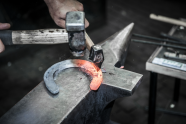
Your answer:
[0,23,143,124]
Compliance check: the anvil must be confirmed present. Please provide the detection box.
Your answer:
[0,23,143,124]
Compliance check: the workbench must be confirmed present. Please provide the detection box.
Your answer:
[146,25,186,124]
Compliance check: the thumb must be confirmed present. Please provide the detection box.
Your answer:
[85,18,89,28]
[0,39,5,53]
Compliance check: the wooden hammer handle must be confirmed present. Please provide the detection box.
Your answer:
[85,32,94,51]
[0,29,68,45]
[150,14,186,27]
[0,29,95,50]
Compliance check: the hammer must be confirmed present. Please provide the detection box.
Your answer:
[0,12,104,68]
[66,11,104,68]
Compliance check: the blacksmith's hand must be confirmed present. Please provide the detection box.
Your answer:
[0,23,11,53]
[44,0,89,28]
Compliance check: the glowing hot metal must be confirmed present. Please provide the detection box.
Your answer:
[44,59,103,94]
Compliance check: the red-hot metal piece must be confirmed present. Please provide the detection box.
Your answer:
[74,60,103,90]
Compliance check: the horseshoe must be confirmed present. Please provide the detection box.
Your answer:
[44,59,103,94]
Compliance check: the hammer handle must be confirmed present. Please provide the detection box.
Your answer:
[0,29,95,52]
[85,32,94,51]
[0,29,68,45]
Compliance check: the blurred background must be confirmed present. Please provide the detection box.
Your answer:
[0,0,186,124]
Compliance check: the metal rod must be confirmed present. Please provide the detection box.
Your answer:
[156,107,186,117]
[132,39,186,50]
[146,107,186,117]
[133,33,186,46]
[160,32,186,43]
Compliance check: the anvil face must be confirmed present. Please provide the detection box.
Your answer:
[0,23,143,124]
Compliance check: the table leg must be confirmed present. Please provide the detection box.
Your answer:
[173,78,181,102]
[148,72,158,124]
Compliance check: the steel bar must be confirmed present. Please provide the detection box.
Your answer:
[132,33,186,45]
[146,107,186,117]
[156,107,186,117]
[132,39,186,50]
[160,32,186,43]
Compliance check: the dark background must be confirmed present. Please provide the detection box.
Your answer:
[0,0,186,124]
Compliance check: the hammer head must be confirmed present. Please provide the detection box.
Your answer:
[66,11,86,57]
[89,45,104,69]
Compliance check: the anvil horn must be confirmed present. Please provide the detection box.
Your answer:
[99,23,134,69]
[109,23,134,67]
[0,23,142,124]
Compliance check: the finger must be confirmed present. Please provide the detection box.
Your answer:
[0,23,10,30]
[120,66,124,69]
[55,18,66,28]
[76,2,84,11]
[0,39,5,53]
[57,8,78,20]
[85,18,89,28]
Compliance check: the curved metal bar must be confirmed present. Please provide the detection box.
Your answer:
[44,59,103,94]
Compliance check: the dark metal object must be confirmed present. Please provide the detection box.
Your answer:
[132,39,186,50]
[156,107,186,117]
[148,72,157,124]
[173,78,181,102]
[68,31,86,57]
[85,32,104,69]
[160,32,186,43]
[0,23,142,124]
[89,45,104,68]
[66,11,86,57]
[133,33,186,46]
[146,107,186,117]
[148,73,185,123]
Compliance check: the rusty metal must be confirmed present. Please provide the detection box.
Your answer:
[0,23,142,124]
[66,11,86,57]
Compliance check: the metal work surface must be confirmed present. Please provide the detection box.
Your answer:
[146,46,186,80]
[146,25,186,80]
[147,25,186,124]
[0,23,143,124]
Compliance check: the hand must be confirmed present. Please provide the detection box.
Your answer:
[44,0,89,28]
[0,23,11,53]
